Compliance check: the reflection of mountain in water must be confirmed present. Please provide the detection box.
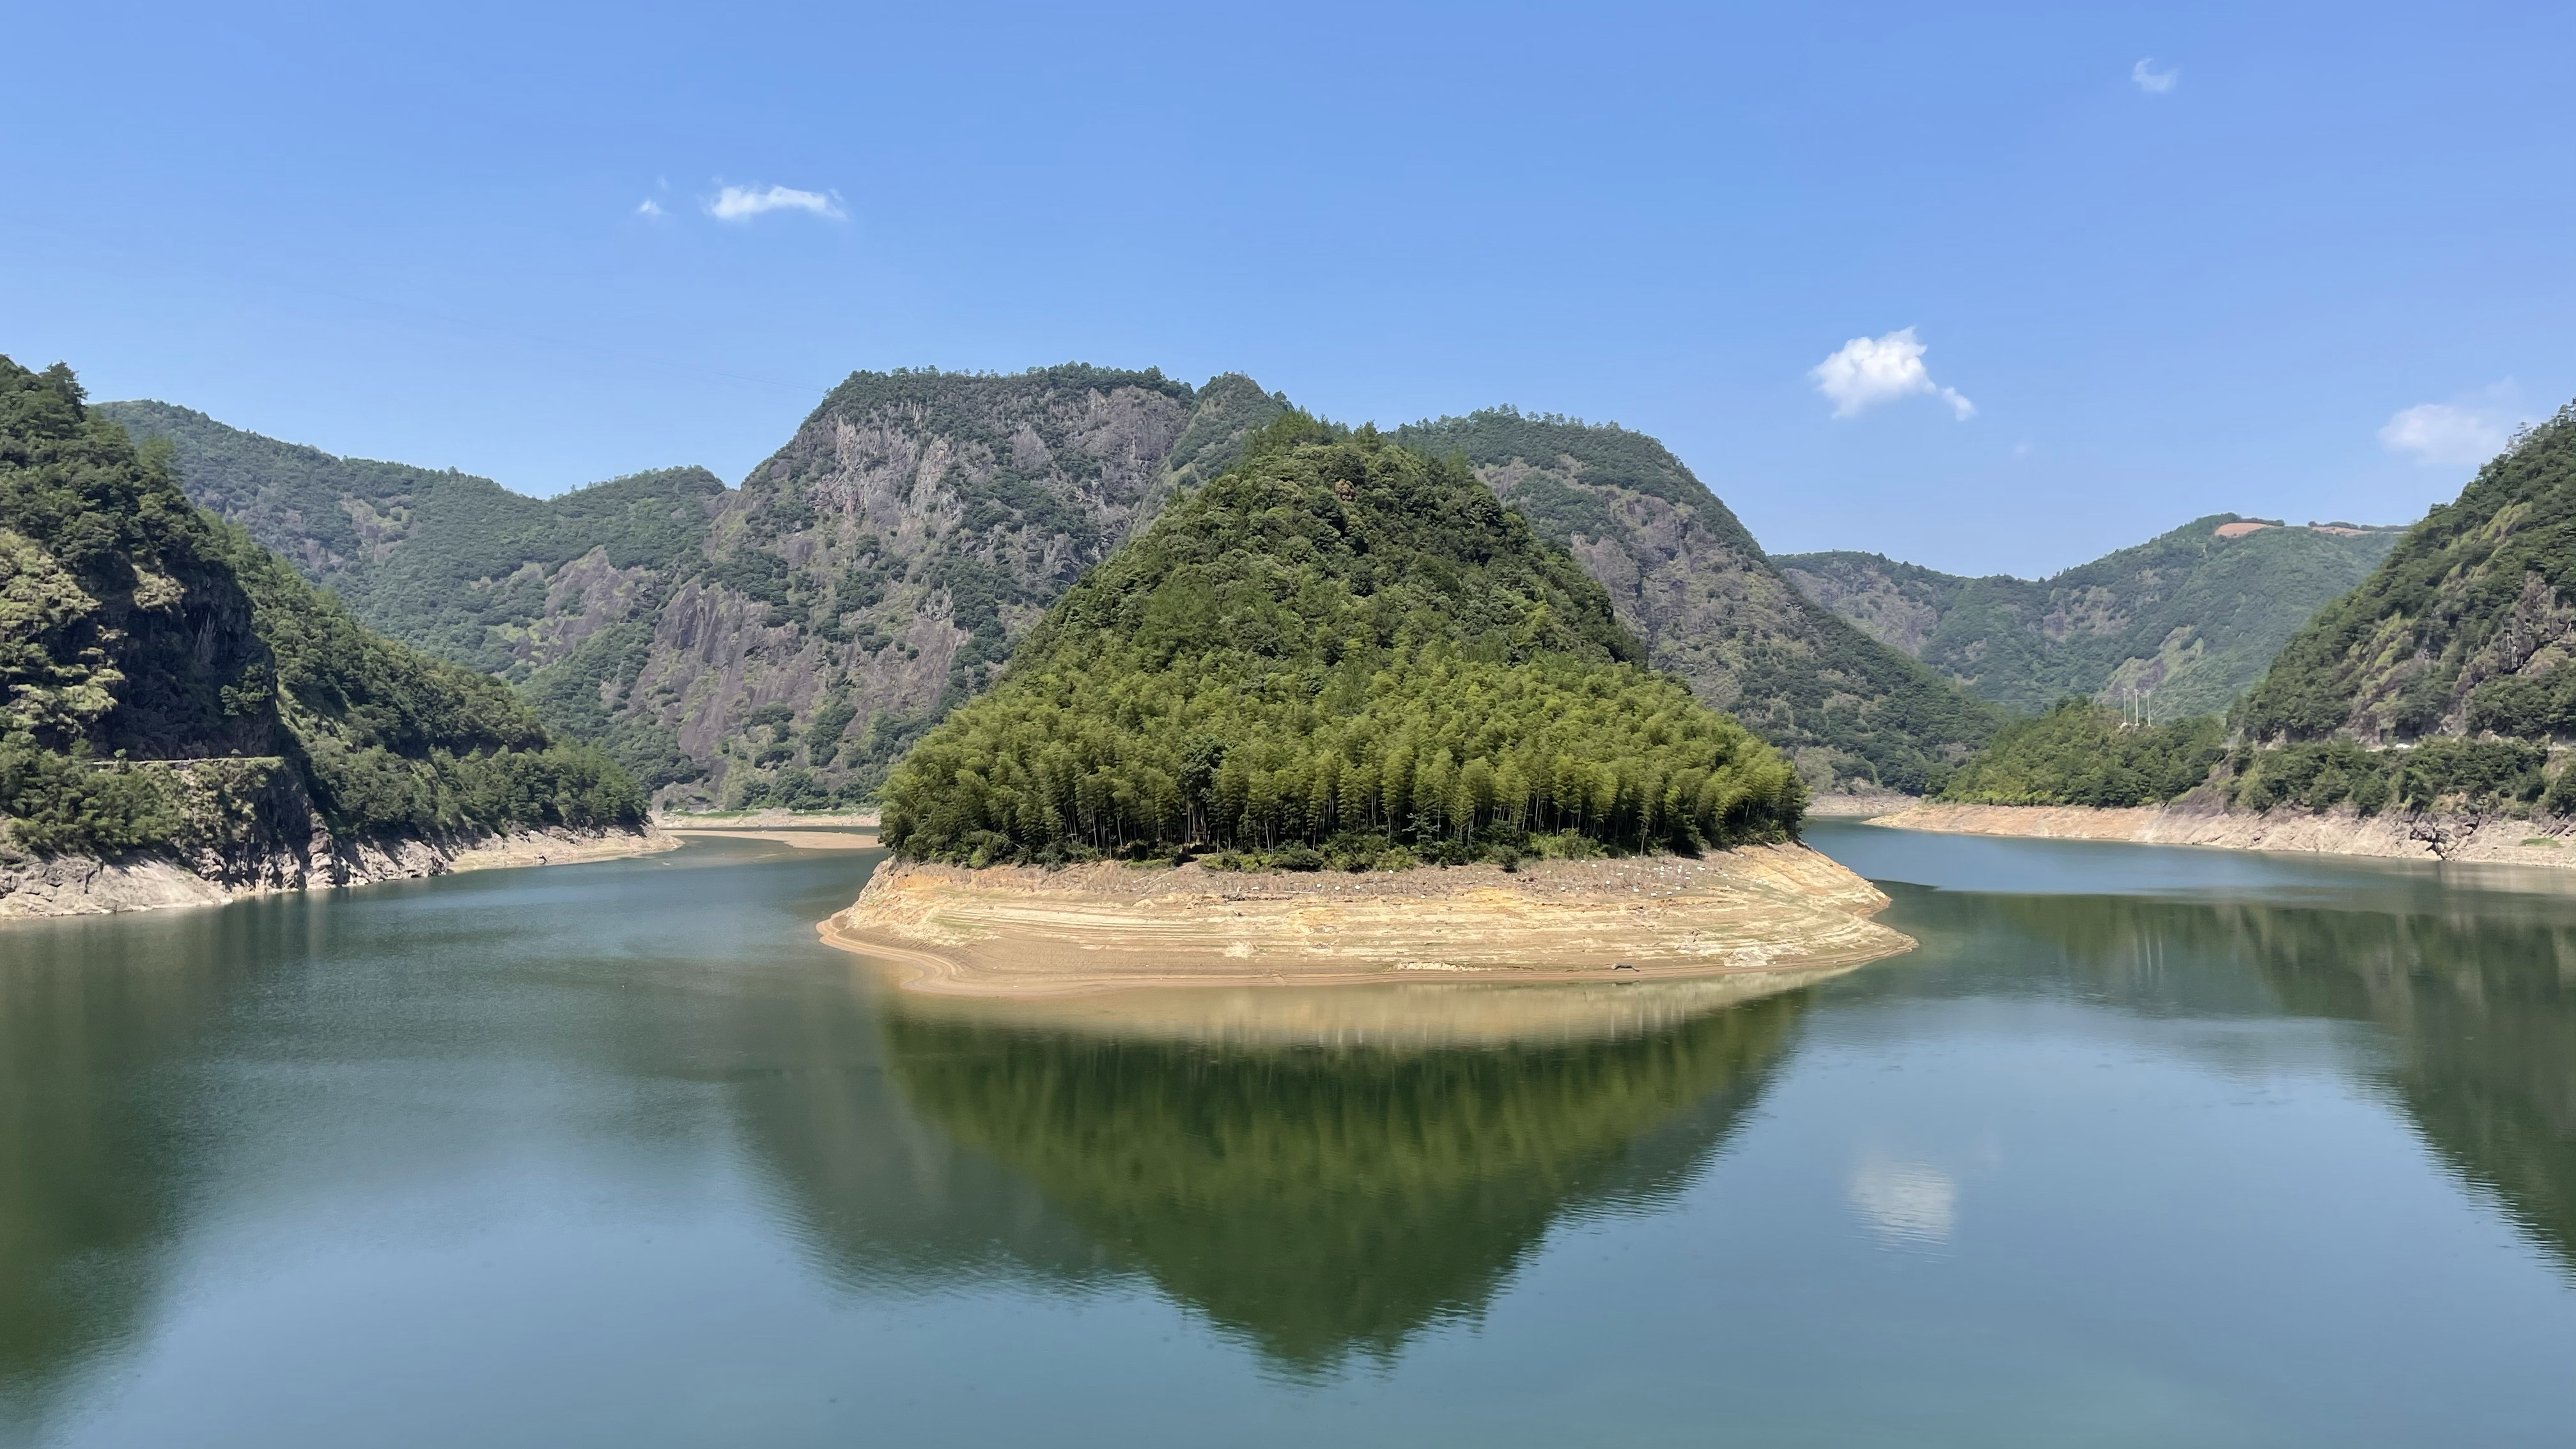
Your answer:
[1890,886,2576,1278]
[2225,897,2576,1278]
[871,996,1804,1374]
[0,912,247,1436]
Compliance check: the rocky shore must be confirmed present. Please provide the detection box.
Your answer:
[821,845,1914,998]
[1868,800,2576,869]
[0,823,677,920]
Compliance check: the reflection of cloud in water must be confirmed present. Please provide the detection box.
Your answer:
[1849,1151,1957,1248]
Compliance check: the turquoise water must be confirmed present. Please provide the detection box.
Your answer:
[2,825,2569,1446]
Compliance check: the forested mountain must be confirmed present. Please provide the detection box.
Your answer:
[121,378,2017,808]
[882,415,1805,868]
[2240,401,2576,745]
[1,358,637,878]
[1393,408,1996,793]
[1780,516,2402,721]
[109,369,1287,808]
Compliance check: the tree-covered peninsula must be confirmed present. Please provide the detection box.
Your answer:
[880,416,1806,869]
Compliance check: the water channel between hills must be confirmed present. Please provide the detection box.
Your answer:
[2,823,2570,1447]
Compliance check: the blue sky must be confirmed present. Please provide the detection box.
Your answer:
[6,1,2567,577]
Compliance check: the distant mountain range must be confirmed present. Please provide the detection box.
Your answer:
[104,369,1285,807]
[1778,516,2403,722]
[102,365,2445,812]
[107,374,1999,805]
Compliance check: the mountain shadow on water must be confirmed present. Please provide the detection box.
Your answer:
[864,996,1806,1375]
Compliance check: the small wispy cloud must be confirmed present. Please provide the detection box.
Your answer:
[635,198,666,218]
[2380,388,2523,468]
[704,183,845,222]
[2132,58,2178,94]
[1811,327,1975,421]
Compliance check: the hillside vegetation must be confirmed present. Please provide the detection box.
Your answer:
[3,358,639,859]
[882,417,1804,869]
[1936,702,2224,808]
[1395,408,1998,793]
[2240,403,2576,745]
[1781,516,2400,721]
[109,369,1288,809]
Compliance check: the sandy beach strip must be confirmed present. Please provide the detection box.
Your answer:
[819,844,1914,998]
[668,828,880,850]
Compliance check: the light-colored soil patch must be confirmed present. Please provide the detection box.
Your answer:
[821,846,1914,998]
[0,825,678,920]
[669,828,879,850]
[1804,792,1920,818]
[658,810,879,829]
[1870,800,2576,869]
[446,826,682,871]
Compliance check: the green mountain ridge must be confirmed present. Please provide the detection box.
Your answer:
[881,417,1803,867]
[1780,515,2403,721]
[2240,401,2576,745]
[1,358,639,876]
[106,368,1290,809]
[1394,407,1999,793]
[116,378,2001,807]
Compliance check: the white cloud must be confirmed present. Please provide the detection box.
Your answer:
[1810,327,1975,421]
[704,183,845,222]
[635,198,666,218]
[2380,401,2513,468]
[2132,58,2178,94]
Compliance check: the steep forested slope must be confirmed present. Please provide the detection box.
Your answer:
[2240,403,2576,745]
[1393,408,1996,793]
[2,358,639,874]
[110,369,1287,807]
[883,417,1804,867]
[1781,516,2401,721]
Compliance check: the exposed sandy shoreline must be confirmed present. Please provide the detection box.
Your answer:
[666,828,880,850]
[820,845,1914,998]
[1804,792,1921,818]
[657,809,880,829]
[0,824,678,920]
[1869,800,2576,869]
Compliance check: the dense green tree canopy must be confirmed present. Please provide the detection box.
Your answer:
[1936,701,2225,807]
[2238,400,2576,743]
[883,419,1804,867]
[1,357,642,854]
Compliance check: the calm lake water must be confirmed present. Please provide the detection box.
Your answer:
[3,823,2570,1446]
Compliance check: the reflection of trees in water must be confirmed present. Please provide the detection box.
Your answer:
[2221,898,2576,1279]
[1910,887,2576,1278]
[724,980,1112,1295]
[866,996,1804,1375]
[0,910,261,1434]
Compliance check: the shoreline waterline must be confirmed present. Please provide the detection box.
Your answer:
[818,844,1914,998]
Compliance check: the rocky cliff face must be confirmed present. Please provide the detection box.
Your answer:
[112,369,1286,808]
[1393,408,1996,793]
